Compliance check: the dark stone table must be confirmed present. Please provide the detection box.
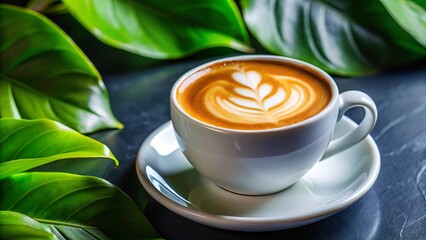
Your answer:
[91,57,426,240]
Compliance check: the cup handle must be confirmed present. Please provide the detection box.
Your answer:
[322,90,378,159]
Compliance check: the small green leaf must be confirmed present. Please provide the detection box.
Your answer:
[241,0,426,76]
[0,172,160,239]
[0,4,122,133]
[0,118,118,179]
[62,0,252,59]
[380,0,426,47]
[0,211,58,240]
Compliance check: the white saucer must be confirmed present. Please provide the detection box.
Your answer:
[136,117,380,232]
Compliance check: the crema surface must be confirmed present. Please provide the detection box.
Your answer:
[177,60,331,130]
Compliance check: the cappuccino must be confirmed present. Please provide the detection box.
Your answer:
[176,60,331,130]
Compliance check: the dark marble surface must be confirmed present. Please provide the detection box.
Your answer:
[92,57,426,240]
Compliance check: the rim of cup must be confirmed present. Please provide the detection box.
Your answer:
[170,55,339,134]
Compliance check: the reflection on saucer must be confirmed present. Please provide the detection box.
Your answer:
[145,165,190,207]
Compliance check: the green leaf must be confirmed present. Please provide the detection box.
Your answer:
[380,0,426,47]
[0,172,160,239]
[0,4,123,133]
[240,0,426,76]
[62,0,252,59]
[0,118,118,179]
[0,211,58,240]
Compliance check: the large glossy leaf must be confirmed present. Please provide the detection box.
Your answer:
[0,211,57,240]
[0,4,122,133]
[316,0,426,54]
[0,172,159,239]
[0,118,118,179]
[62,0,252,59]
[380,0,426,47]
[240,0,426,76]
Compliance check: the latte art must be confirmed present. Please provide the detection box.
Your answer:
[177,60,331,130]
[205,70,316,125]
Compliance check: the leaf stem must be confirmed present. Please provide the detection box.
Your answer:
[33,218,97,229]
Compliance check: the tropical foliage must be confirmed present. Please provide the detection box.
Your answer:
[0,0,425,239]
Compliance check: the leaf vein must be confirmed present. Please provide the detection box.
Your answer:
[2,74,104,120]
[6,48,87,74]
[64,195,116,222]
[0,29,56,54]
[7,178,74,210]
[9,129,61,160]
[36,185,106,218]
[0,123,33,144]
[303,1,329,66]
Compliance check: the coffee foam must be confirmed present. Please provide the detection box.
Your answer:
[177,60,331,130]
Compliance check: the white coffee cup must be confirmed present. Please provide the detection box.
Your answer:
[170,55,377,195]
